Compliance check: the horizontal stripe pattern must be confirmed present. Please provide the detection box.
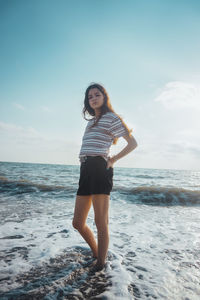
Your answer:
[79,112,128,160]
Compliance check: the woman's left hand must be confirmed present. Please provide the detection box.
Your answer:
[106,156,116,169]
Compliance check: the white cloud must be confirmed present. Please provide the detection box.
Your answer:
[133,137,200,170]
[154,81,200,110]
[41,106,52,113]
[0,121,42,140]
[12,103,53,113]
[13,103,26,111]
[0,121,79,164]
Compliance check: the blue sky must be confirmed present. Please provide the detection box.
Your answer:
[0,0,200,169]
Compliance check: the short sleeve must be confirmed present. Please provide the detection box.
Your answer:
[109,116,129,138]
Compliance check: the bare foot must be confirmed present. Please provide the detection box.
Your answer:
[89,262,105,274]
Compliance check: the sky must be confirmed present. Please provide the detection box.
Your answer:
[0,0,200,170]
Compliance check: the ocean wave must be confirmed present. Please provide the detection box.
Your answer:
[134,175,165,179]
[114,185,200,206]
[0,177,74,194]
[1,177,200,206]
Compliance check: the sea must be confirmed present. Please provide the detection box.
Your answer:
[0,161,200,300]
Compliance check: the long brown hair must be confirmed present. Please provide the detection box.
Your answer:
[82,82,132,144]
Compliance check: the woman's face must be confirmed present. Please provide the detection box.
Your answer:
[88,88,104,111]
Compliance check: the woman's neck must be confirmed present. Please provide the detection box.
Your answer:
[94,109,101,118]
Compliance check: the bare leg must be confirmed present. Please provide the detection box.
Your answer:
[92,194,109,267]
[72,195,98,258]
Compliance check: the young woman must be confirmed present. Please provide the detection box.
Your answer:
[72,83,137,272]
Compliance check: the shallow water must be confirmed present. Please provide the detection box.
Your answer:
[0,161,200,299]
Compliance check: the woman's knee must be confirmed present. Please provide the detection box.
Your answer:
[95,216,108,231]
[72,218,85,231]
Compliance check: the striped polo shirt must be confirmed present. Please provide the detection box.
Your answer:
[79,112,129,161]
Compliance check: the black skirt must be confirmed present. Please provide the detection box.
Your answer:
[76,156,113,196]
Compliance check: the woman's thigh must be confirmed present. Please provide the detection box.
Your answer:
[92,194,110,226]
[73,195,92,226]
